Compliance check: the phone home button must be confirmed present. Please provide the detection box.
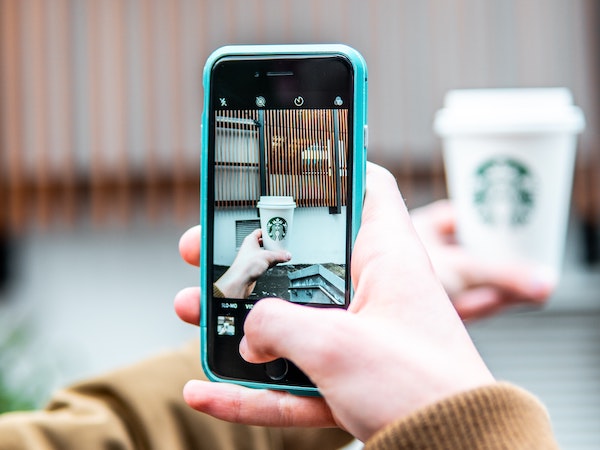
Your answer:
[265,358,288,381]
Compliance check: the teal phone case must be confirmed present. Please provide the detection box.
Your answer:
[200,44,368,396]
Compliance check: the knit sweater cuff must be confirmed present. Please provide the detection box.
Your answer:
[213,284,225,298]
[364,383,559,450]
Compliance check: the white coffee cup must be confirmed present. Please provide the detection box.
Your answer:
[256,196,297,251]
[434,88,585,278]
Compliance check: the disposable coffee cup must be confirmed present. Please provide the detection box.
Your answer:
[434,88,585,278]
[256,196,296,251]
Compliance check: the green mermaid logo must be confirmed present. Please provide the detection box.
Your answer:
[267,217,287,241]
[473,157,536,227]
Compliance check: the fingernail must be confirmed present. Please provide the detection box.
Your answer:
[239,336,248,357]
[183,379,202,398]
[285,252,292,260]
[530,267,558,298]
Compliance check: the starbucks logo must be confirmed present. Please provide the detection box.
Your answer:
[473,157,536,226]
[267,217,287,241]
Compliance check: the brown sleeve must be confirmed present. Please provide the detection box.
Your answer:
[213,284,225,298]
[364,383,559,450]
[0,340,352,450]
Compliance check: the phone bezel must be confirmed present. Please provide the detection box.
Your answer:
[200,45,368,395]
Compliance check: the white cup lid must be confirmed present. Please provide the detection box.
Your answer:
[434,88,585,135]
[257,196,296,208]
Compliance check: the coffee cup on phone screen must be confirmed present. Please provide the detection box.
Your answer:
[257,196,297,252]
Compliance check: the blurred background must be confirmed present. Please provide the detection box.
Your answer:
[0,0,599,447]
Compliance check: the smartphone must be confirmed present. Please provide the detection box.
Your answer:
[200,44,368,395]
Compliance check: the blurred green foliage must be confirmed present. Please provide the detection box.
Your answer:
[0,322,48,414]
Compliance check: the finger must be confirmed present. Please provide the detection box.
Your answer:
[179,225,201,267]
[183,379,335,428]
[263,249,292,266]
[242,229,262,248]
[453,255,556,304]
[452,287,509,321]
[453,284,551,321]
[411,199,457,239]
[174,286,200,325]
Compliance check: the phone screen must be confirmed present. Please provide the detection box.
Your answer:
[205,55,356,386]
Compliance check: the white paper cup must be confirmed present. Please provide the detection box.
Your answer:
[434,88,585,277]
[256,196,296,251]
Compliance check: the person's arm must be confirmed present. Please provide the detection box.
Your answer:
[175,163,560,448]
[0,341,352,450]
[364,383,558,450]
[0,343,202,450]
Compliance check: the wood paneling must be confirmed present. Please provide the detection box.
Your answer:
[0,0,597,229]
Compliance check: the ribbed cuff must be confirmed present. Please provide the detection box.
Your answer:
[213,284,225,298]
[364,383,559,450]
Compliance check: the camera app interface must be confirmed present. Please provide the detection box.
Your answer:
[211,106,351,307]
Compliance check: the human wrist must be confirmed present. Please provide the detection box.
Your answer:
[214,273,252,299]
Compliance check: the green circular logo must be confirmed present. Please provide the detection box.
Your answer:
[267,217,287,241]
[473,157,536,227]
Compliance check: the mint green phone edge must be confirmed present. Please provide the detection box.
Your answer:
[199,44,368,396]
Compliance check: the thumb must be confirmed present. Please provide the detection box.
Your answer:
[240,298,348,378]
[350,163,441,314]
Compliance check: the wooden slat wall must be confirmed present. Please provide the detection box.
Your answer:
[0,0,206,231]
[214,109,348,209]
[264,109,347,208]
[0,0,598,230]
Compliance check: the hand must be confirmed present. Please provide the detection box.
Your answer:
[215,229,291,298]
[410,200,556,320]
[175,164,495,443]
